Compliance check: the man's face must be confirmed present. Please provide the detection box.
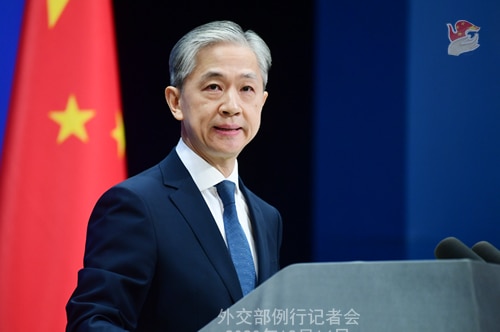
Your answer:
[167,43,268,168]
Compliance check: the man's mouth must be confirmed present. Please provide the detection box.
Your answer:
[215,126,240,131]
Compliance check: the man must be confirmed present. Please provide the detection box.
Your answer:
[66,20,283,331]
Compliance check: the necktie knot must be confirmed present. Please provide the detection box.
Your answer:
[216,180,236,207]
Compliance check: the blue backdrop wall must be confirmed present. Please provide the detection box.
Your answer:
[313,0,500,261]
[313,0,407,261]
[406,1,500,258]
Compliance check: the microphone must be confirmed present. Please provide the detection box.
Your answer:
[471,241,500,264]
[434,236,484,261]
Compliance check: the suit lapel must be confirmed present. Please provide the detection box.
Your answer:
[159,151,244,302]
[239,181,272,285]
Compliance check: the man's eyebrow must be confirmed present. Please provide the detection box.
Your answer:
[200,71,259,81]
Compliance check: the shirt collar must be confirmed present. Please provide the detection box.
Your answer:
[175,138,239,192]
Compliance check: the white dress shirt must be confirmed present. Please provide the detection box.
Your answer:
[175,139,258,274]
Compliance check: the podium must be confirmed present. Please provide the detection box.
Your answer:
[200,260,500,331]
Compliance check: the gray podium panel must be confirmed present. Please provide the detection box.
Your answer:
[200,260,500,332]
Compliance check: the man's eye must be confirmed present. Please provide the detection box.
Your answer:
[242,86,254,92]
[207,84,220,90]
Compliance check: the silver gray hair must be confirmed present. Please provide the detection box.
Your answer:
[169,20,272,89]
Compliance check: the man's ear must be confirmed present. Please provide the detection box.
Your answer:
[165,86,183,121]
[262,91,269,108]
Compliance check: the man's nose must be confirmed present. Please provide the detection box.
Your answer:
[219,89,241,116]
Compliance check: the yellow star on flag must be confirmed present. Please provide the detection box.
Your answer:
[49,94,95,144]
[47,0,70,29]
[111,112,126,158]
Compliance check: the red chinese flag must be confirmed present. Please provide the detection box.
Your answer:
[0,0,126,331]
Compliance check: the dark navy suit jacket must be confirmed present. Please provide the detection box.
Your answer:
[66,149,283,331]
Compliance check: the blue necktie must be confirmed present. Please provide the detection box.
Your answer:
[216,180,256,296]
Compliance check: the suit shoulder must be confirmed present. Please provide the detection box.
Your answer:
[112,150,182,193]
[116,163,163,192]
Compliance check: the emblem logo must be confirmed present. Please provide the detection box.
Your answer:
[446,20,480,56]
